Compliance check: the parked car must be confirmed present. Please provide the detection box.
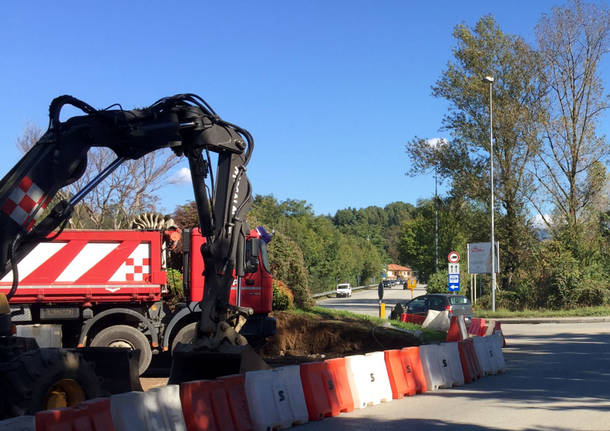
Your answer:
[382,279,393,289]
[398,294,473,325]
[336,283,352,298]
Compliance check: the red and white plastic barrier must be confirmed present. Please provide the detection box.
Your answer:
[110,385,186,431]
[0,333,507,431]
[344,353,393,408]
[244,365,309,431]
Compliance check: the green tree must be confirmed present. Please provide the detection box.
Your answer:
[266,231,312,308]
[533,0,610,231]
[406,16,544,291]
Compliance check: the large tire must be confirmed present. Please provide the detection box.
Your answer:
[171,322,198,352]
[90,325,152,376]
[1,348,102,418]
[172,322,197,352]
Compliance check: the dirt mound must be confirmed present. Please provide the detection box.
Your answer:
[260,311,421,366]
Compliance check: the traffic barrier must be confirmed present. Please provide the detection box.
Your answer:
[489,333,507,373]
[446,316,462,342]
[441,342,465,386]
[180,379,244,431]
[244,366,308,431]
[467,338,483,379]
[458,339,481,383]
[110,385,187,431]
[422,310,450,331]
[300,361,340,420]
[468,318,485,336]
[384,350,416,399]
[324,358,354,413]
[418,344,452,390]
[219,374,254,431]
[0,415,35,431]
[472,336,496,375]
[492,321,507,347]
[344,353,392,408]
[401,347,427,393]
[446,315,469,342]
[36,398,115,431]
[365,351,393,403]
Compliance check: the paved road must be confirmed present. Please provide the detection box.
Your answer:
[316,285,426,318]
[295,321,610,431]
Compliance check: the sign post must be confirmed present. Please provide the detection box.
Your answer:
[407,278,416,298]
[448,251,460,292]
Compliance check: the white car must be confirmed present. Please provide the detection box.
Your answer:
[336,283,352,298]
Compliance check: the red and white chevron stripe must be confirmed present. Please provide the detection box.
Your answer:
[0,230,165,304]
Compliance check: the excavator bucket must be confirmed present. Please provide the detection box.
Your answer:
[73,347,143,394]
[168,343,269,384]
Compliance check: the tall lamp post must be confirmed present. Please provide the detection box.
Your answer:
[427,138,446,273]
[483,75,496,312]
[434,165,438,273]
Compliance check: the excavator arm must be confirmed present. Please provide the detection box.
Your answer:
[0,94,257,349]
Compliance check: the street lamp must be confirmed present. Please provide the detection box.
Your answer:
[434,164,438,273]
[426,138,447,273]
[483,75,496,312]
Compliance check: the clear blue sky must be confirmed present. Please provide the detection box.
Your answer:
[1,1,608,216]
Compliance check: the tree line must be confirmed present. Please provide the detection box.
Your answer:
[406,0,610,309]
[13,0,609,311]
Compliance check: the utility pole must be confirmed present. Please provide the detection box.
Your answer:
[483,75,496,312]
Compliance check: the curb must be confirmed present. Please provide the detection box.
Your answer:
[494,316,610,324]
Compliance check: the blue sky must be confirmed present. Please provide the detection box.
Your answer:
[1,1,608,216]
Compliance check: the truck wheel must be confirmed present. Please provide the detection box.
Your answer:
[1,348,101,418]
[90,325,152,375]
[171,322,197,352]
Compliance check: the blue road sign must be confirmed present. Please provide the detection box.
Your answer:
[448,273,460,292]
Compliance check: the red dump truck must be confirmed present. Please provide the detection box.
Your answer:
[0,228,275,375]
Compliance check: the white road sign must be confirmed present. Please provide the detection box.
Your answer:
[448,263,460,274]
[467,242,499,274]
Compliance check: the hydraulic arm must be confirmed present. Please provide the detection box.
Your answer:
[0,94,257,351]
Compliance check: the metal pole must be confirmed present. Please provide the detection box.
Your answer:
[435,166,438,273]
[487,77,496,312]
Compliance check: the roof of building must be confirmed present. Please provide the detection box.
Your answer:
[387,264,412,271]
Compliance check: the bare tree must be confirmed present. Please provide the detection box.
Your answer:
[16,124,181,229]
[533,0,610,227]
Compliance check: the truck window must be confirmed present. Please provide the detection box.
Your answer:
[260,241,272,274]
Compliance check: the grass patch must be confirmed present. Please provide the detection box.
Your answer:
[475,305,610,318]
[289,306,446,343]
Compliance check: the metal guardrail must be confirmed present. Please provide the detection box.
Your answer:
[312,284,377,298]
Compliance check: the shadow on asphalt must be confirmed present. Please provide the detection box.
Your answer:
[444,331,610,412]
[294,416,578,431]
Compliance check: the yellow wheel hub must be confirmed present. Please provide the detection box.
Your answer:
[44,378,86,410]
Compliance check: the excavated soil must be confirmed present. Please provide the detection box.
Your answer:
[260,311,421,366]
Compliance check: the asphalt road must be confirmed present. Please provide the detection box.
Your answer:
[317,285,427,318]
[306,289,610,430]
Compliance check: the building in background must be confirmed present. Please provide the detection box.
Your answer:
[386,264,414,280]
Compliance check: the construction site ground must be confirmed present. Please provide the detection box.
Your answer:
[141,310,421,390]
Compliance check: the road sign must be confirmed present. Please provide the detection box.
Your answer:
[467,242,499,274]
[448,251,460,263]
[448,273,460,292]
[407,279,416,290]
[448,263,460,274]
